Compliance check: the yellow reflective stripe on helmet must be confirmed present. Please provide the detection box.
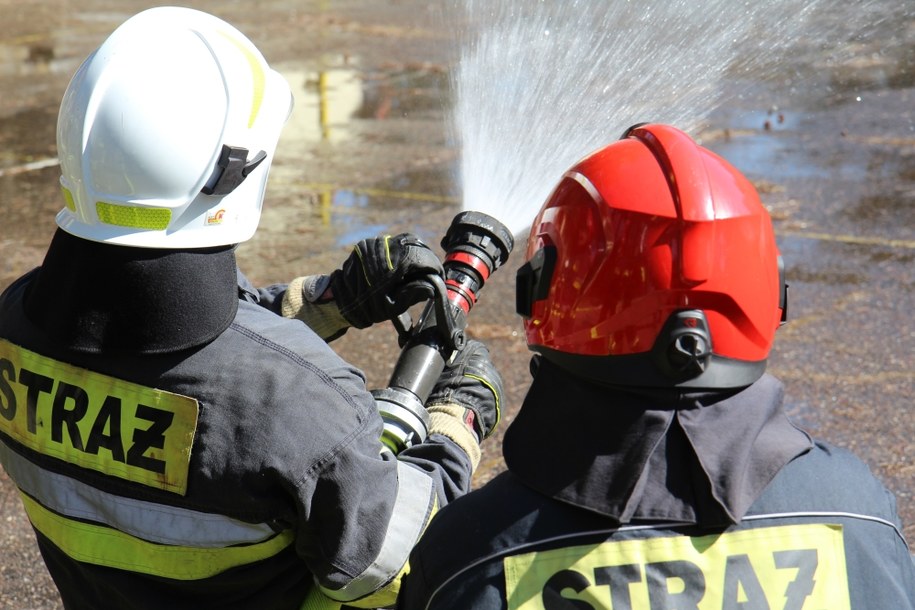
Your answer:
[218,31,265,128]
[61,186,76,212]
[96,201,171,230]
[20,492,295,580]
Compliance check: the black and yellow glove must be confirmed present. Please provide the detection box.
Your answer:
[282,234,443,341]
[426,340,503,442]
[330,233,443,329]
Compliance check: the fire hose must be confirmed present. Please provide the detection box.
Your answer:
[373,211,514,453]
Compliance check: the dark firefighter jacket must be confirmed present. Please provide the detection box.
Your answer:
[399,358,915,609]
[0,229,475,610]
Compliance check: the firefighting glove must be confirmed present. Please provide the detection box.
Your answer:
[281,234,443,341]
[426,340,503,444]
[330,233,444,329]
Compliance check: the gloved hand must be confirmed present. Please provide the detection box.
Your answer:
[426,340,503,441]
[329,233,444,329]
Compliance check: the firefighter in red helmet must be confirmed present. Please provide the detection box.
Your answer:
[398,124,915,609]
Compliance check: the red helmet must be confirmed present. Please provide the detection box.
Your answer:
[516,124,787,389]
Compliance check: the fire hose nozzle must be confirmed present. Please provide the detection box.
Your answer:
[375,211,513,453]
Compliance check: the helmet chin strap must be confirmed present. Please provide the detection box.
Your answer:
[201,144,267,196]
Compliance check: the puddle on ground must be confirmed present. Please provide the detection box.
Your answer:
[281,60,451,145]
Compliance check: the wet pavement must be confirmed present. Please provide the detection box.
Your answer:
[0,1,913,607]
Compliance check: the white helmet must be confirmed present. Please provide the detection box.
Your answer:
[56,7,293,248]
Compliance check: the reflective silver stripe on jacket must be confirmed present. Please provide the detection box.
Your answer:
[320,460,435,602]
[0,441,277,547]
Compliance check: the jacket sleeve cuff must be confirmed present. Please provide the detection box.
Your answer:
[280,276,350,341]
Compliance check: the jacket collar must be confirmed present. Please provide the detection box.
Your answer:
[503,359,812,526]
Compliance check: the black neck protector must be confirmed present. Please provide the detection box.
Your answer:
[24,229,239,355]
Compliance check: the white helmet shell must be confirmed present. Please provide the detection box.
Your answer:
[56,7,293,248]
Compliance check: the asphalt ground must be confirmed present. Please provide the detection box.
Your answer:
[0,2,912,607]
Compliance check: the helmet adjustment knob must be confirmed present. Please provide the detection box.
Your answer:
[654,310,712,381]
[668,332,711,375]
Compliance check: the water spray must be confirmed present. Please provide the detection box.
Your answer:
[373,211,513,453]
[446,0,843,235]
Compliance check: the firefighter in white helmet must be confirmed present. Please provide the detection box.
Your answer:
[0,7,501,609]
[398,124,915,609]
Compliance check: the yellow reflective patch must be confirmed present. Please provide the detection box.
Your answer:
[504,524,850,609]
[0,339,198,494]
[19,493,294,580]
[61,186,76,212]
[96,201,171,230]
[299,589,343,610]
